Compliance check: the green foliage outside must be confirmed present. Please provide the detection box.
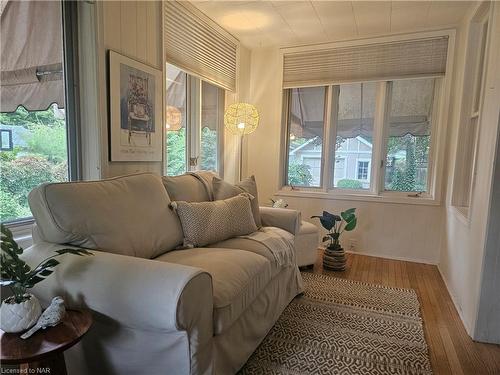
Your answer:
[337,179,363,189]
[385,134,429,192]
[0,105,68,222]
[200,127,217,171]
[287,160,313,186]
[165,126,218,176]
[165,127,187,176]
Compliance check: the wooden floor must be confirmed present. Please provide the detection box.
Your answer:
[304,251,500,375]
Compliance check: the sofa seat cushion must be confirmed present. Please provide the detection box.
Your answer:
[207,227,295,276]
[155,247,272,335]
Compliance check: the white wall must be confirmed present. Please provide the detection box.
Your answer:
[438,2,500,338]
[244,47,445,264]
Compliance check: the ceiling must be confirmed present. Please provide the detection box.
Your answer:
[191,1,473,49]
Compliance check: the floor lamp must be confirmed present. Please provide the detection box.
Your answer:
[224,103,259,180]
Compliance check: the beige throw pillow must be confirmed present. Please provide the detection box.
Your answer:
[212,176,262,228]
[170,193,258,247]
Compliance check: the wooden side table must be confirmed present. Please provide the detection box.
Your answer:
[1,310,92,375]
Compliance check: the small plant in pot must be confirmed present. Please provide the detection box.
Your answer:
[311,208,357,271]
[0,224,92,333]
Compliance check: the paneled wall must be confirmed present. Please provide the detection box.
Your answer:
[99,1,163,178]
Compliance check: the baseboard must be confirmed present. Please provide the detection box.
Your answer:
[436,264,473,337]
[343,249,438,265]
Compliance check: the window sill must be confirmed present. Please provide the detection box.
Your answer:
[4,218,35,249]
[275,189,441,206]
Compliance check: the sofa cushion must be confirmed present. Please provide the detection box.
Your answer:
[213,176,262,227]
[170,194,257,247]
[28,173,183,258]
[162,171,217,202]
[207,227,295,276]
[155,247,272,335]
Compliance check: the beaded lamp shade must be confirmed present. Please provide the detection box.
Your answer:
[224,103,259,135]
[166,105,182,131]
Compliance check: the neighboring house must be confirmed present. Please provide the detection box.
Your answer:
[289,135,373,188]
[0,124,29,151]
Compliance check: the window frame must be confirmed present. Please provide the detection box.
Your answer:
[164,66,225,177]
[280,77,445,205]
[451,4,491,218]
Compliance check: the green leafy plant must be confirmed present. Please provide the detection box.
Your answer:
[311,208,357,249]
[337,179,363,189]
[0,224,93,303]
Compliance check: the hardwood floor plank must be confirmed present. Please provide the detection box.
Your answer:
[311,252,500,374]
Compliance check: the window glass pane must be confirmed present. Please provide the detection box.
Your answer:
[334,82,376,190]
[0,105,68,222]
[165,64,187,176]
[287,86,326,187]
[384,78,435,192]
[200,81,221,172]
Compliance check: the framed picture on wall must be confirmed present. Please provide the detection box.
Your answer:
[109,50,163,161]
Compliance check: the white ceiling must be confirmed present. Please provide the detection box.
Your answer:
[191,1,473,48]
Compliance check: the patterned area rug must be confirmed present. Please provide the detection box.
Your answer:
[239,272,432,375]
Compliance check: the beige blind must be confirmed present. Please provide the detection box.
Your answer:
[283,36,449,88]
[164,1,238,92]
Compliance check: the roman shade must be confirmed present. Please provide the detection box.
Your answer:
[0,0,64,112]
[164,1,238,92]
[289,78,435,139]
[282,36,449,89]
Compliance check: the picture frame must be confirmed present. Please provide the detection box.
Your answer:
[108,50,163,162]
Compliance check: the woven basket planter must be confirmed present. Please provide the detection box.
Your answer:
[323,246,346,271]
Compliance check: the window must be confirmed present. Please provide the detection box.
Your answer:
[0,1,78,223]
[334,82,376,190]
[452,6,490,213]
[357,161,370,180]
[286,86,326,187]
[165,65,187,176]
[200,81,222,171]
[165,63,224,176]
[0,129,13,151]
[383,78,435,192]
[283,77,440,199]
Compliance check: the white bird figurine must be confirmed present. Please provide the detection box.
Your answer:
[21,296,66,339]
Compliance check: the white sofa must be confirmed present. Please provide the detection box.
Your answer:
[23,173,306,375]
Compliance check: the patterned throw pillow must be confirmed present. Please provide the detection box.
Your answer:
[212,176,262,228]
[170,193,258,247]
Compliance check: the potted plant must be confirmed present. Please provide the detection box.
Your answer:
[0,224,92,333]
[311,208,357,271]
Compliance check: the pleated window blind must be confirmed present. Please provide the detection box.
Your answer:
[283,36,449,88]
[164,1,238,92]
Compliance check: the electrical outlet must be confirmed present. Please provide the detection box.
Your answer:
[349,239,358,251]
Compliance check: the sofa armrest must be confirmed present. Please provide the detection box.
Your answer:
[21,242,213,333]
[259,207,301,235]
